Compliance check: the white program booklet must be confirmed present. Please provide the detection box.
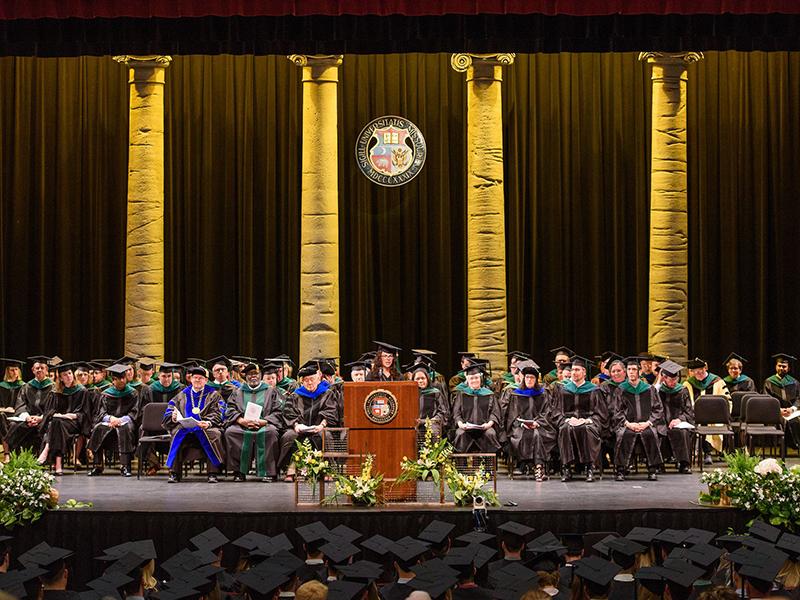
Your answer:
[179,417,202,429]
[296,423,315,433]
[674,421,696,429]
[785,409,800,421]
[244,402,262,421]
[462,422,484,430]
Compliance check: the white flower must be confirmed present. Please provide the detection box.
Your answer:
[754,458,782,475]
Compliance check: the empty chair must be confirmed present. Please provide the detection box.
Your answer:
[693,395,735,472]
[743,395,785,459]
[136,402,170,479]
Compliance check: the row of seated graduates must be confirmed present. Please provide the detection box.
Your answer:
[1,344,798,481]
[2,517,800,600]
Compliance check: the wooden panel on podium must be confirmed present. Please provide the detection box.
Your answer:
[343,382,418,483]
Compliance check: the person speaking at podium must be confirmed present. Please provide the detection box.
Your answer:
[451,361,501,453]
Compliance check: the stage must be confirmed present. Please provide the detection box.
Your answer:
[10,468,750,587]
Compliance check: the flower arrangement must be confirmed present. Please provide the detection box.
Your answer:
[699,450,800,530]
[292,438,331,489]
[395,419,453,485]
[444,462,500,507]
[0,450,57,527]
[326,454,384,507]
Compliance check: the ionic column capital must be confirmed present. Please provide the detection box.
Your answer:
[113,55,172,85]
[288,55,342,83]
[639,52,704,80]
[451,53,515,83]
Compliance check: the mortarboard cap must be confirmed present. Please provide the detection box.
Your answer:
[570,355,593,370]
[104,552,153,577]
[457,351,476,358]
[344,361,369,372]
[390,538,430,564]
[207,356,232,369]
[455,531,495,546]
[574,555,620,587]
[749,519,782,543]
[97,540,157,561]
[653,529,689,547]
[0,358,24,369]
[773,353,797,364]
[515,360,540,376]
[186,365,209,378]
[507,350,532,361]
[686,358,707,370]
[106,364,131,378]
[777,532,800,558]
[659,558,705,589]
[635,566,666,595]
[417,520,455,545]
[232,531,271,551]
[360,534,394,557]
[488,561,538,589]
[296,521,330,544]
[528,532,567,556]
[680,543,724,569]
[236,570,289,598]
[296,361,319,378]
[408,572,458,598]
[625,527,661,545]
[683,528,717,546]
[591,535,619,559]
[740,553,787,589]
[497,520,535,541]
[327,580,367,600]
[550,347,574,357]
[724,353,747,365]
[190,527,230,551]
[137,359,156,370]
[606,537,646,557]
[115,356,137,366]
[373,341,401,354]
[336,560,384,583]
[26,356,52,365]
[658,360,683,377]
[715,533,748,552]
[320,540,360,565]
[158,362,181,373]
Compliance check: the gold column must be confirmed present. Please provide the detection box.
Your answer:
[639,52,703,364]
[451,53,514,370]
[113,55,172,361]
[288,55,342,363]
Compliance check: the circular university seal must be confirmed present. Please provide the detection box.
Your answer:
[355,115,426,187]
[363,389,399,425]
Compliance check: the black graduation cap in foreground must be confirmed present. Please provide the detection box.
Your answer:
[360,534,394,557]
[0,566,46,599]
[320,540,360,565]
[455,530,495,546]
[772,353,797,364]
[625,527,661,545]
[106,364,131,378]
[749,519,782,543]
[96,540,157,562]
[658,558,706,589]
[190,527,229,551]
[573,555,620,587]
[0,358,24,368]
[417,520,455,545]
[336,560,384,583]
[327,580,367,600]
[373,341,401,354]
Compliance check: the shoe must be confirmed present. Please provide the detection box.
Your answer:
[615,469,625,482]
[54,470,64,477]
[647,471,658,481]
[233,472,246,482]
[534,464,546,482]
[560,466,572,482]
[703,453,713,465]
[585,467,595,483]
[678,462,692,474]
[120,466,132,477]
[261,476,275,483]
[87,467,104,477]
[207,474,218,484]
[168,472,178,483]
[146,466,159,477]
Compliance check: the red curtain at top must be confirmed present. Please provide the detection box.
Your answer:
[3,0,800,19]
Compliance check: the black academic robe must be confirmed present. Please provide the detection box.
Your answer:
[163,386,224,470]
[223,384,282,477]
[763,375,800,408]
[417,387,449,439]
[40,386,87,460]
[763,374,800,449]
[657,384,694,464]
[366,369,403,382]
[451,388,502,453]
[496,383,519,447]
[130,381,153,423]
[0,381,24,440]
[550,382,607,468]
[296,561,326,584]
[504,387,557,464]
[611,382,664,469]
[6,379,54,451]
[88,385,140,456]
[277,383,339,470]
[724,376,757,394]
[149,382,182,405]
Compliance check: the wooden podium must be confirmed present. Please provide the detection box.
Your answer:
[343,381,418,481]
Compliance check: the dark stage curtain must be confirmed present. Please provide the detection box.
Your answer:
[2,52,800,380]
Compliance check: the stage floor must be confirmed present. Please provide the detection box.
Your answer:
[52,469,709,513]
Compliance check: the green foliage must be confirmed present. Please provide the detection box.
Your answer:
[395,419,452,485]
[444,462,500,507]
[325,454,383,507]
[292,438,331,488]
[0,450,57,528]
